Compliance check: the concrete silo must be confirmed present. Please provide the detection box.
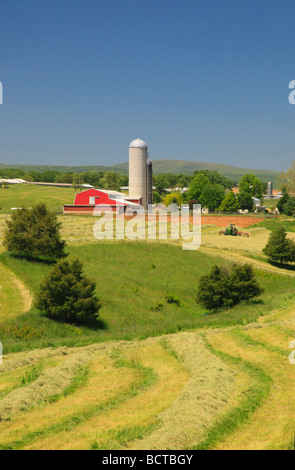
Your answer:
[147,156,153,206]
[129,139,153,210]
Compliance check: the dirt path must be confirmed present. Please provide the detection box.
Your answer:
[0,262,32,318]
[199,246,295,277]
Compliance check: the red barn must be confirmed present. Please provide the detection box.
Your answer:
[63,189,142,214]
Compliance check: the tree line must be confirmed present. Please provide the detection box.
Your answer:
[159,172,267,213]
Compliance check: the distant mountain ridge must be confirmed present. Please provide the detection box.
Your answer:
[114,159,281,186]
[0,159,281,186]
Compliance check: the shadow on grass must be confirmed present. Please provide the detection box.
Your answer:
[41,314,108,331]
[268,260,295,272]
[204,298,264,316]
[9,253,59,265]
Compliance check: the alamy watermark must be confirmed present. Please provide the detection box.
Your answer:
[93,203,201,251]
[289,340,295,364]
[0,342,2,365]
[288,80,295,104]
[0,82,3,104]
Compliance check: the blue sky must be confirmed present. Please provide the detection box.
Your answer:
[0,0,295,171]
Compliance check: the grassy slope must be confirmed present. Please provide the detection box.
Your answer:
[1,191,295,449]
[1,239,295,353]
[0,184,76,214]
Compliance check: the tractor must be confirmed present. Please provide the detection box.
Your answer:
[219,224,239,236]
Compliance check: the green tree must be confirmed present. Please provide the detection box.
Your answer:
[100,171,119,190]
[237,191,254,211]
[263,227,295,265]
[72,174,84,191]
[280,160,295,193]
[152,191,162,204]
[283,197,295,216]
[187,173,210,201]
[55,172,74,184]
[197,264,263,310]
[163,192,184,207]
[239,174,264,199]
[195,169,235,189]
[4,203,67,261]
[153,174,168,195]
[219,190,238,213]
[199,184,225,212]
[276,187,290,213]
[36,259,101,325]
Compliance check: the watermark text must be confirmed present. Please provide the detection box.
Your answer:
[93,204,201,251]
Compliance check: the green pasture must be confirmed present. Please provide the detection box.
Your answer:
[0,184,76,214]
[1,241,295,353]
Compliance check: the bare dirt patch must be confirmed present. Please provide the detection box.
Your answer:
[198,215,265,228]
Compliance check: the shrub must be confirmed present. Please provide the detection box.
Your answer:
[4,203,67,261]
[165,294,181,307]
[197,264,263,311]
[263,227,295,265]
[36,259,101,325]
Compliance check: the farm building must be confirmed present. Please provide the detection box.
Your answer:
[63,138,153,214]
[64,188,142,214]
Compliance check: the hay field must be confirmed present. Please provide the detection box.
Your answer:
[0,334,237,450]
[1,191,295,449]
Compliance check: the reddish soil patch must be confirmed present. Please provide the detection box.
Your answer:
[124,213,265,228]
[198,215,265,228]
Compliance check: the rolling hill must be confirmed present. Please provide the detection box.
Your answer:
[114,160,281,185]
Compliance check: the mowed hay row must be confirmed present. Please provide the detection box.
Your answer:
[0,334,237,451]
[0,351,140,449]
[25,342,189,450]
[207,328,295,450]
[0,350,93,422]
[241,324,294,353]
[131,332,236,450]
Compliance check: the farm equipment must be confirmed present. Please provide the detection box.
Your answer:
[219,224,250,237]
[221,224,239,236]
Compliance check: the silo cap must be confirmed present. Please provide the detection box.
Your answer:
[129,139,148,149]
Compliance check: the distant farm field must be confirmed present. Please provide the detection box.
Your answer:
[0,184,76,214]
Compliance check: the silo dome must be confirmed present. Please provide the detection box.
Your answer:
[129,139,148,149]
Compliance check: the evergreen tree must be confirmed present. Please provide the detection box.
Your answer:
[197,264,263,310]
[4,203,67,261]
[263,227,295,265]
[36,259,101,325]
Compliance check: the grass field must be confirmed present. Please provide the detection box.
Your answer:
[1,186,295,449]
[1,239,295,354]
[0,184,76,214]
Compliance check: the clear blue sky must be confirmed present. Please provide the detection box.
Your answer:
[0,0,295,171]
